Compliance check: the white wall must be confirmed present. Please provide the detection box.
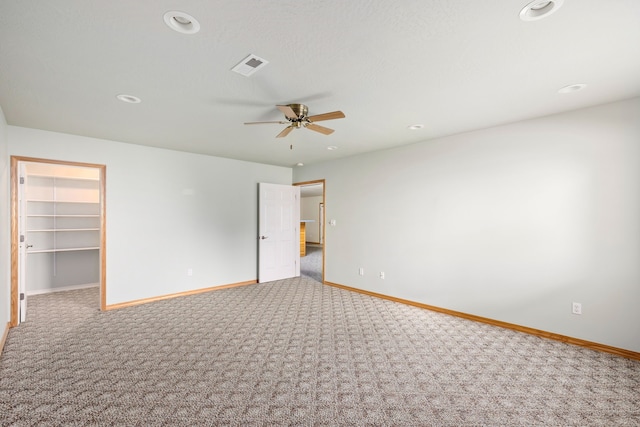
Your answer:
[0,106,9,330]
[294,97,640,353]
[8,127,291,305]
[301,196,322,243]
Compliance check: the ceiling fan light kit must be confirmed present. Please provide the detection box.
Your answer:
[245,103,345,139]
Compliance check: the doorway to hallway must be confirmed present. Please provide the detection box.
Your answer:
[294,180,325,283]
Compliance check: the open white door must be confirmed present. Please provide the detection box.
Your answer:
[258,183,300,282]
[18,162,27,323]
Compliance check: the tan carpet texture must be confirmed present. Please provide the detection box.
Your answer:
[1,279,639,426]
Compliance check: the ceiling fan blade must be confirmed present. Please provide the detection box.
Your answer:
[276,105,298,119]
[244,121,289,125]
[276,126,295,138]
[307,111,345,122]
[306,123,335,135]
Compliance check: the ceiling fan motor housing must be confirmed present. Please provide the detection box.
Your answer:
[288,104,308,121]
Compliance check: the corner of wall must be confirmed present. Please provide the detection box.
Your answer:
[0,105,10,329]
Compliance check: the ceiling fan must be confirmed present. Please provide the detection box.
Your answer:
[244,104,345,138]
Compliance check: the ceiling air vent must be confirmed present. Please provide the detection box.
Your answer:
[232,54,269,77]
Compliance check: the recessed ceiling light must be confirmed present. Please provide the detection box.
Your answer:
[163,11,200,34]
[116,94,141,104]
[408,124,424,130]
[173,16,191,25]
[558,83,587,94]
[327,146,338,151]
[519,0,564,21]
[296,163,304,167]
[530,1,552,10]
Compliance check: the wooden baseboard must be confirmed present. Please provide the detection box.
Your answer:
[0,322,10,356]
[104,280,257,311]
[324,281,640,361]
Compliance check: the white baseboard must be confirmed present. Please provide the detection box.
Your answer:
[27,283,99,296]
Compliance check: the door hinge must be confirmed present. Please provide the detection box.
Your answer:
[20,293,25,301]
[20,176,25,184]
[20,235,25,243]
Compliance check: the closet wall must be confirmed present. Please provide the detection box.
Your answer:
[24,162,100,294]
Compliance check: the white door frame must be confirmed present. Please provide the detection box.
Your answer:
[10,156,107,327]
[319,203,324,245]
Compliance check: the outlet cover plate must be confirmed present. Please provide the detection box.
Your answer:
[572,302,582,315]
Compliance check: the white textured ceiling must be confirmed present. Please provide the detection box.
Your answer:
[1,0,639,167]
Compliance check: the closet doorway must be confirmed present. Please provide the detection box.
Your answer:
[294,179,325,283]
[10,156,106,327]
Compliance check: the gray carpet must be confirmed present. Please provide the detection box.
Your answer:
[1,279,639,426]
[300,244,322,282]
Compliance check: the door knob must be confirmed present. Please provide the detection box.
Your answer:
[26,244,33,249]
[260,236,268,240]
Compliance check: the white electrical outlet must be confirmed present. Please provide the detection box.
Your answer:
[187,268,193,277]
[359,267,364,276]
[379,272,385,279]
[572,302,582,315]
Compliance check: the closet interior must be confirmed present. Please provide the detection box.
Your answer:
[23,162,101,296]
